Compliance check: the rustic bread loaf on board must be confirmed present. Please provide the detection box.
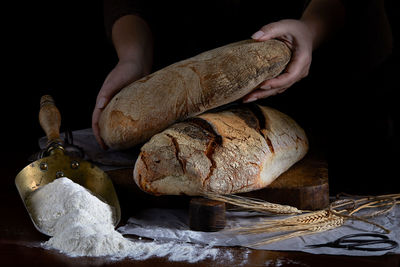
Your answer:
[133,105,308,195]
[99,40,291,150]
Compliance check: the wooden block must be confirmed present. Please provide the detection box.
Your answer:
[189,198,226,232]
[239,155,329,210]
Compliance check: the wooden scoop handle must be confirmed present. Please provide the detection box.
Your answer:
[39,95,62,145]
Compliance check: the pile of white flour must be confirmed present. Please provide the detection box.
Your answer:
[28,177,223,262]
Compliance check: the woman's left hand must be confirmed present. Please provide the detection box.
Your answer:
[243,19,313,103]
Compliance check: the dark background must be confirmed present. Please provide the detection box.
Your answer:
[4,0,399,195]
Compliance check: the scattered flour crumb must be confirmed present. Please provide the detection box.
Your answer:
[28,177,224,262]
[265,258,309,267]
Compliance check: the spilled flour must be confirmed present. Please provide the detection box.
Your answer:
[28,177,224,262]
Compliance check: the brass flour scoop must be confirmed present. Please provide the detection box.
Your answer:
[15,95,121,235]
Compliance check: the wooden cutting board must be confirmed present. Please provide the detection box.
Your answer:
[106,152,329,212]
[238,154,329,210]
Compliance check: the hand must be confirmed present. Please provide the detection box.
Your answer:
[92,59,145,149]
[243,19,313,103]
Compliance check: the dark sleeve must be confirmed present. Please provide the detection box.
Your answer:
[103,0,147,40]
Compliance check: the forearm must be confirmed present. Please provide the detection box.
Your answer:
[300,0,345,50]
[112,14,153,74]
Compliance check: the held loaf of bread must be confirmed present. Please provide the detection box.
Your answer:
[99,39,291,149]
[134,105,308,195]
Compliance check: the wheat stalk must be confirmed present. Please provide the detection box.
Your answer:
[249,230,310,247]
[259,210,332,225]
[349,197,398,218]
[229,210,333,234]
[209,192,399,247]
[203,192,301,214]
[309,216,345,232]
[247,216,345,247]
[235,213,343,236]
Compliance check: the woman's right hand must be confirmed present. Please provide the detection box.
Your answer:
[92,14,153,149]
[92,59,146,149]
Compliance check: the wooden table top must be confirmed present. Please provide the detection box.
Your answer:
[1,154,399,267]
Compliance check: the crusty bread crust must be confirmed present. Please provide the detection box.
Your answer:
[99,40,291,149]
[133,105,308,196]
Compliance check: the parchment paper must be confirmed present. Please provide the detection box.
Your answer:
[118,206,400,256]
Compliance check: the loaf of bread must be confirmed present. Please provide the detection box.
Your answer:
[99,39,291,149]
[133,105,308,195]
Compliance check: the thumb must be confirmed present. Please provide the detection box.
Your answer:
[94,71,124,110]
[95,96,108,109]
[251,22,287,41]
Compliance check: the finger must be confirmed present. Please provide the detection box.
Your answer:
[251,22,289,41]
[95,84,113,111]
[95,66,135,110]
[92,108,108,150]
[243,87,286,103]
[95,76,121,110]
[260,53,309,89]
[95,77,126,110]
[255,87,286,98]
[259,73,294,90]
[277,87,287,93]
[95,95,109,110]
